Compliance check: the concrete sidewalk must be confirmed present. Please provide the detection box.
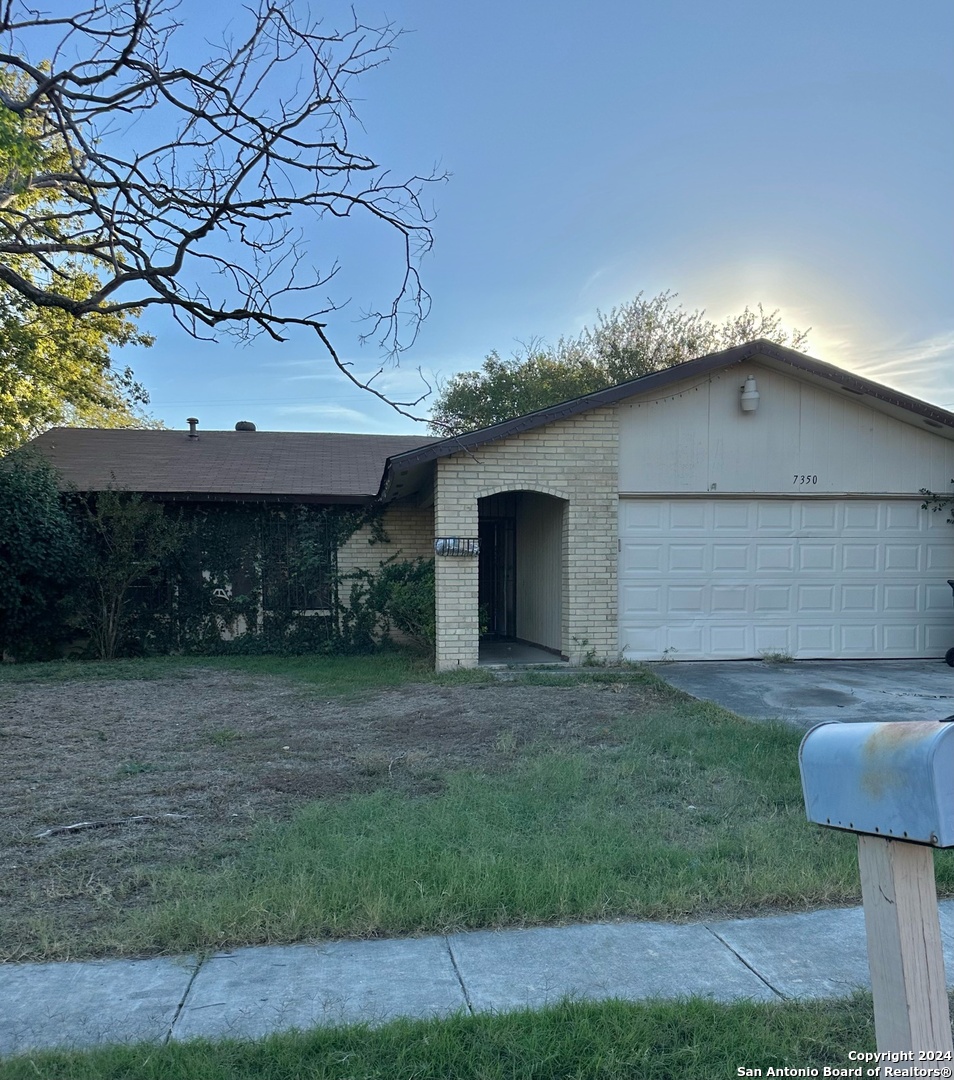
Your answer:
[6,901,954,1057]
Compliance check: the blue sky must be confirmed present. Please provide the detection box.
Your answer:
[123,0,954,434]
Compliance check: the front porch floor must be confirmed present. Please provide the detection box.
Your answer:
[478,639,568,667]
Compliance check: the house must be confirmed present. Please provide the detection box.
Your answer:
[26,340,954,667]
[26,426,436,647]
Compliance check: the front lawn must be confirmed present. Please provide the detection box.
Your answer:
[129,689,862,955]
[1,652,900,961]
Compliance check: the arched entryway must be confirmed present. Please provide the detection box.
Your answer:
[477,490,567,660]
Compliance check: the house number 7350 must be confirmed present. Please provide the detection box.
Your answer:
[793,474,818,485]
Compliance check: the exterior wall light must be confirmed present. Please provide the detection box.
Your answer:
[740,375,760,413]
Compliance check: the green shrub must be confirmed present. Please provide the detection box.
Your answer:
[379,557,435,649]
[0,453,82,659]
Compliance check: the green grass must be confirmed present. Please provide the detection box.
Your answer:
[0,994,878,1080]
[102,696,868,956]
[0,649,493,694]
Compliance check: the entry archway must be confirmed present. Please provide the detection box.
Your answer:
[477,490,567,656]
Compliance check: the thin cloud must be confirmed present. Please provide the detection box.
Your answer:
[276,404,372,424]
[845,330,954,403]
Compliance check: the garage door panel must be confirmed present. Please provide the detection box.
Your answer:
[622,543,662,570]
[669,503,706,529]
[669,586,706,612]
[797,585,835,611]
[757,504,795,530]
[711,586,747,612]
[927,544,952,571]
[796,625,835,652]
[844,504,880,530]
[884,585,919,611]
[668,625,704,652]
[753,625,791,653]
[711,626,749,654]
[620,500,663,530]
[799,544,837,571]
[885,624,919,651]
[885,544,920,571]
[621,625,662,654]
[926,584,952,611]
[713,544,749,570]
[714,502,750,529]
[800,503,838,530]
[886,503,921,529]
[842,585,877,611]
[841,625,878,652]
[622,585,661,613]
[754,586,791,611]
[842,545,879,571]
[668,545,706,571]
[756,544,795,571]
[619,498,954,660]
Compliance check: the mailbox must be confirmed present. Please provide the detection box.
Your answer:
[799,720,954,847]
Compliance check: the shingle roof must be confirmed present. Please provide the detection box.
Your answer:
[24,428,436,503]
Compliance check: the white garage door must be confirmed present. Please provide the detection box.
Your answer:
[619,499,954,661]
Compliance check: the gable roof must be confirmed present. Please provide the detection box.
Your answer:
[21,341,954,505]
[378,339,954,498]
[25,427,434,503]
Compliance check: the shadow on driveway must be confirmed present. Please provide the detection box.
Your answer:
[646,659,954,730]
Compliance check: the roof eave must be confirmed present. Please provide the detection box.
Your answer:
[382,340,954,477]
[63,490,377,505]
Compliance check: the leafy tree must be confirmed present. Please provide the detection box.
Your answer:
[0,453,82,658]
[0,71,156,452]
[0,1,442,416]
[430,292,811,435]
[0,268,156,452]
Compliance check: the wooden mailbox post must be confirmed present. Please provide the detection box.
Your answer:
[800,720,954,1054]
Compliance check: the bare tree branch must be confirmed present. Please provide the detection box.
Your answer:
[0,0,444,415]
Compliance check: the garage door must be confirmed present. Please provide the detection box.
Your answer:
[619,499,954,660]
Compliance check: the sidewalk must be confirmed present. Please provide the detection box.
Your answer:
[6,901,954,1058]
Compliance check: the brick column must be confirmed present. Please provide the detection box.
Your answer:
[434,461,479,670]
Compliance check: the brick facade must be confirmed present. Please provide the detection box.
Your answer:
[337,503,434,580]
[337,502,434,646]
[434,407,618,670]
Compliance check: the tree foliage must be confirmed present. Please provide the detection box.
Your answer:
[429,292,811,435]
[0,0,441,413]
[0,267,156,452]
[0,452,81,658]
[0,69,155,452]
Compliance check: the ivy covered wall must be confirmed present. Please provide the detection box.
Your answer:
[124,501,388,656]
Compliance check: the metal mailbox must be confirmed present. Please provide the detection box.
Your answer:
[799,720,954,847]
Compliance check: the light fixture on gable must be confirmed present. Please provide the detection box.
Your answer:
[740,375,760,413]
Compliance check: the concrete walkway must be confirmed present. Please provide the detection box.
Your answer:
[6,901,954,1057]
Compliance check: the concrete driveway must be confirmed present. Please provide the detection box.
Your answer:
[646,659,954,730]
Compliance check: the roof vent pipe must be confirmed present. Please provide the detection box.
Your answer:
[187,417,199,438]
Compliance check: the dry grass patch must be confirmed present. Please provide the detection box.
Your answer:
[2,661,676,959]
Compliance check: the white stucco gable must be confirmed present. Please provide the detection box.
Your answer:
[619,360,954,497]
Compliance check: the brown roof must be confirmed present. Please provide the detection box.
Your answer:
[25,428,436,503]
